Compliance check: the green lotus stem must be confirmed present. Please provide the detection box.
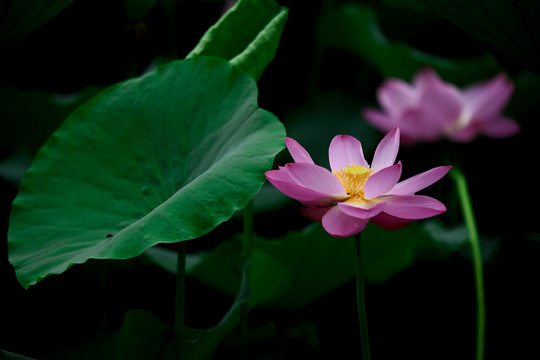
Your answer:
[355,232,371,360]
[450,167,485,360]
[174,241,186,359]
[239,199,254,360]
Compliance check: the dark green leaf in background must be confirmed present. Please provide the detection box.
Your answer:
[124,0,157,22]
[423,220,469,252]
[428,0,540,75]
[284,91,380,168]
[0,86,103,156]
[0,0,74,45]
[362,222,431,283]
[40,310,174,360]
[183,258,251,360]
[8,56,285,289]
[33,258,252,360]
[187,0,289,80]
[318,3,498,83]
[0,350,35,360]
[152,222,436,310]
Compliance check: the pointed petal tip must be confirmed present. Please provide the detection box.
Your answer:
[389,165,452,196]
[384,126,401,140]
[436,165,452,176]
[414,66,439,80]
[332,134,354,141]
[284,136,296,145]
[412,67,444,90]
[362,108,395,134]
[371,127,401,171]
[481,117,521,139]
[493,72,514,88]
[285,137,314,164]
[264,169,279,180]
[384,195,447,220]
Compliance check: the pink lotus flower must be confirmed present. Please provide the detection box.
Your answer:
[363,68,520,144]
[265,128,451,237]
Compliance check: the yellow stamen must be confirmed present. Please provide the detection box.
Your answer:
[332,164,374,200]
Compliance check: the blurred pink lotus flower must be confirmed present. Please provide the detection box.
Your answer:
[265,128,451,237]
[362,68,520,144]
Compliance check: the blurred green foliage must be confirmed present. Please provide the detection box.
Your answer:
[0,0,74,45]
[2,0,540,359]
[427,0,540,75]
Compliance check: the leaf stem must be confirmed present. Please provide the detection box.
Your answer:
[355,232,371,360]
[239,200,254,360]
[174,241,186,359]
[450,167,485,360]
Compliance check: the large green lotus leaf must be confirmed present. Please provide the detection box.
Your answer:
[187,222,433,310]
[0,0,74,45]
[428,0,540,75]
[317,3,497,84]
[187,0,288,80]
[8,56,285,289]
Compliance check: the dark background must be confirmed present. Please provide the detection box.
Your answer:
[2,0,539,359]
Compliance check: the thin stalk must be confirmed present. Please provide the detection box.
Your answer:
[354,232,371,360]
[239,200,254,360]
[450,167,485,360]
[174,241,186,359]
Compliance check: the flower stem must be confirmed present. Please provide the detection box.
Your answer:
[450,167,485,360]
[354,232,371,360]
[239,200,254,360]
[174,241,186,359]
